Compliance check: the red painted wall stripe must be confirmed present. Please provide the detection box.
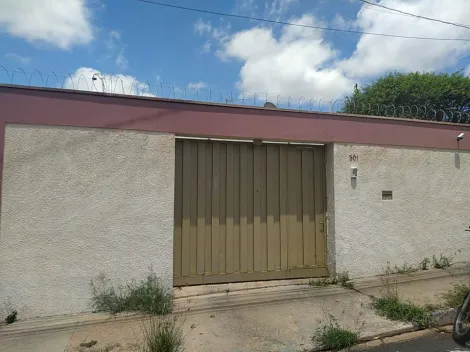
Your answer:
[2,85,470,153]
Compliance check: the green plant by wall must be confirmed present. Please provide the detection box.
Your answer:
[90,272,173,315]
[419,258,431,271]
[432,254,453,269]
[308,271,354,289]
[5,310,17,324]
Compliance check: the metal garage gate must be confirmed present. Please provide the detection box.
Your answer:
[173,139,327,286]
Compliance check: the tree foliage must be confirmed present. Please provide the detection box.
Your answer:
[342,71,470,123]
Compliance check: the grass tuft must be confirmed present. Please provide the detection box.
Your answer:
[394,263,418,275]
[5,310,17,325]
[312,314,359,351]
[419,258,431,271]
[309,272,354,289]
[91,272,173,315]
[80,340,98,348]
[442,282,470,308]
[142,316,184,352]
[372,294,433,328]
[433,254,453,269]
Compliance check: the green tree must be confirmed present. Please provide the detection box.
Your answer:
[342,71,470,123]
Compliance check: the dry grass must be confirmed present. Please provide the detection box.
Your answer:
[91,272,173,315]
[141,316,184,352]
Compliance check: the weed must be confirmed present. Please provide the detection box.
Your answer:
[80,340,98,348]
[419,258,431,271]
[90,272,173,315]
[5,310,17,324]
[433,254,453,269]
[424,303,443,312]
[394,263,418,275]
[142,316,184,352]
[372,294,433,328]
[78,344,119,352]
[308,272,354,289]
[308,278,331,287]
[442,282,470,308]
[336,272,353,288]
[312,314,359,351]
[341,281,355,289]
[384,261,418,275]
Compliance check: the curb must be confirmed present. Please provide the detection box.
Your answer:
[429,308,457,327]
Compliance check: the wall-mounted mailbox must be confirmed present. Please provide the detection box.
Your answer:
[350,167,358,179]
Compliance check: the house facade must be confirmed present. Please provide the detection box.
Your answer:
[1,84,469,319]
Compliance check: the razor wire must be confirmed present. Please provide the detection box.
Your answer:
[2,66,470,124]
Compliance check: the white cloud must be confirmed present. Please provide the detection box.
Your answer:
[194,19,212,35]
[64,67,154,96]
[235,0,259,17]
[195,19,231,54]
[340,0,470,78]
[265,0,297,18]
[104,30,128,70]
[202,41,212,53]
[465,65,470,77]
[216,15,355,100]
[187,81,208,90]
[4,52,31,65]
[331,14,355,31]
[0,0,94,49]
[199,1,470,101]
[115,53,128,70]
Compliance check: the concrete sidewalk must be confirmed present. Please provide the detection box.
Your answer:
[1,265,469,352]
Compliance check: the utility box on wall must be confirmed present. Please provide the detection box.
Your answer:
[350,166,358,179]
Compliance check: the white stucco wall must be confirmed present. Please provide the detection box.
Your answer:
[0,125,175,319]
[330,143,470,278]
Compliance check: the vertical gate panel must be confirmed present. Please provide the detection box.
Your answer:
[314,147,326,267]
[246,146,255,273]
[218,144,227,274]
[181,142,191,277]
[211,143,219,275]
[239,143,248,274]
[279,147,288,271]
[259,146,268,272]
[266,145,280,272]
[189,142,198,276]
[226,143,234,274]
[197,142,206,276]
[204,143,213,275]
[232,144,241,274]
[253,145,261,273]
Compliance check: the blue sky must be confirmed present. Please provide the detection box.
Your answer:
[2,0,470,105]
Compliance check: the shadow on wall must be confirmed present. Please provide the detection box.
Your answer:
[455,152,460,169]
[351,178,357,190]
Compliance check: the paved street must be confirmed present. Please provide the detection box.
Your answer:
[357,331,469,352]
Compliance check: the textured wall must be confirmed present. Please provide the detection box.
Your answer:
[330,143,470,278]
[0,125,175,319]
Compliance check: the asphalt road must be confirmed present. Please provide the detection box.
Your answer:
[357,332,470,352]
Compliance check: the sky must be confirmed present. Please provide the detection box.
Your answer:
[1,0,470,107]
